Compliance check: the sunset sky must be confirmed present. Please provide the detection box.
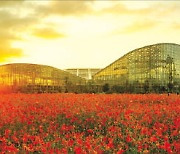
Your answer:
[0,0,180,69]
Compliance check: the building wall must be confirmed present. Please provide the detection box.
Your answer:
[93,43,180,92]
[0,63,85,93]
[65,68,101,80]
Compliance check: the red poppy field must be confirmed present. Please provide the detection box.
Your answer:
[0,93,179,153]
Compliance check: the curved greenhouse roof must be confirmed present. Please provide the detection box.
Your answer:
[93,43,180,93]
[0,63,85,93]
[94,43,180,76]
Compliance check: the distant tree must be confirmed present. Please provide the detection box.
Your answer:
[133,81,141,93]
[64,77,72,92]
[112,85,119,93]
[127,84,135,93]
[152,84,160,93]
[143,80,149,93]
[111,85,125,93]
[167,82,174,93]
[160,86,166,93]
[102,83,110,93]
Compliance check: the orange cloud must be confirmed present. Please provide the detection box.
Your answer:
[0,1,38,63]
[0,46,23,62]
[32,28,65,39]
[0,29,24,63]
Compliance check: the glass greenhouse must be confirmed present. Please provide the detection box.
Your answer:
[93,43,180,93]
[0,63,85,93]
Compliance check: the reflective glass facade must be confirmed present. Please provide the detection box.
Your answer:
[93,43,180,92]
[0,63,85,92]
[65,68,101,80]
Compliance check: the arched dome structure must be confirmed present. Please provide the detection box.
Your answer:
[0,63,85,93]
[93,43,180,93]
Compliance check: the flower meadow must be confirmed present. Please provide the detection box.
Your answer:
[0,93,179,153]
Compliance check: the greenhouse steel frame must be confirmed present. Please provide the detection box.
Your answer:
[93,43,180,93]
[0,63,85,93]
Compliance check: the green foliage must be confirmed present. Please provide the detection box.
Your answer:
[102,83,110,93]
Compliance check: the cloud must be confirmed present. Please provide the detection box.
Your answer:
[0,1,93,63]
[103,2,180,35]
[0,9,39,31]
[101,3,154,15]
[0,0,25,7]
[36,1,94,17]
[0,0,179,64]
[32,28,65,39]
[100,2,180,20]
[0,14,23,62]
[0,1,39,63]
[0,44,23,62]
